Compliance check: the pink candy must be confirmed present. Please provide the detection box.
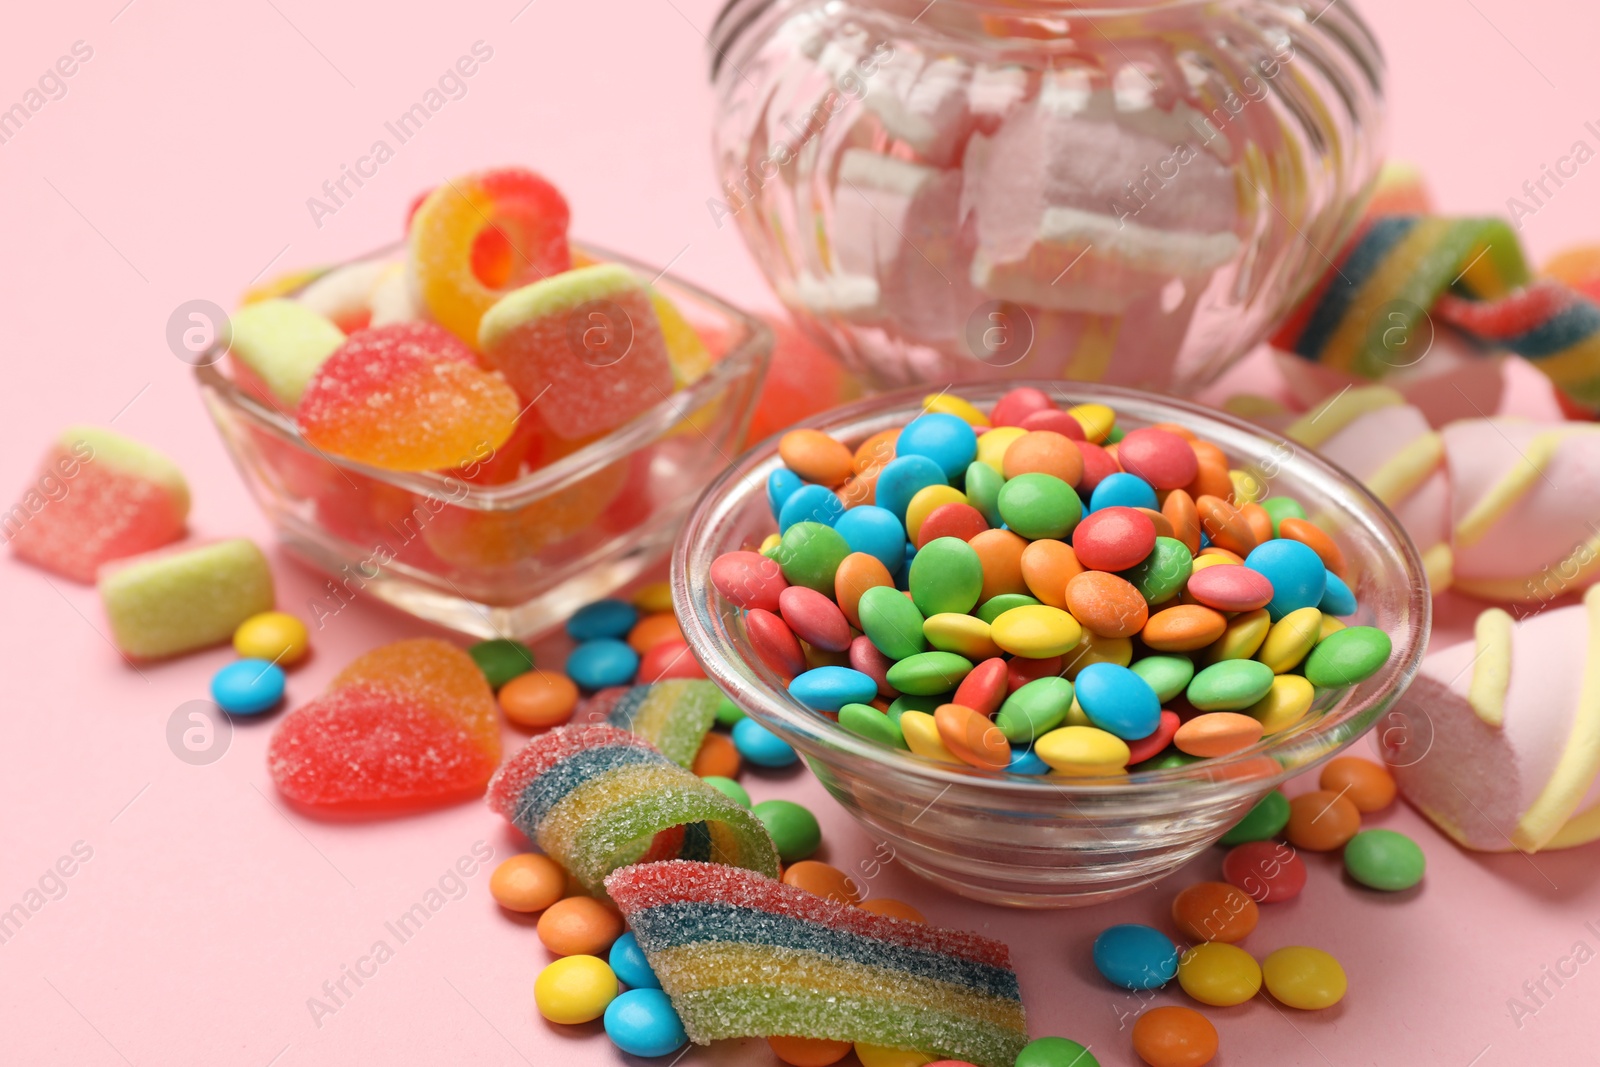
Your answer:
[1116,427,1200,490]
[779,585,852,652]
[710,550,787,611]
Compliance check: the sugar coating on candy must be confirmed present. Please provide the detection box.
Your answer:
[98,538,274,659]
[227,298,346,407]
[605,680,722,767]
[297,323,520,472]
[478,263,675,439]
[8,426,189,583]
[606,861,1027,1067]
[332,638,502,755]
[488,726,777,897]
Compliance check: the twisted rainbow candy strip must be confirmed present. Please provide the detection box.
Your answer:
[1435,281,1600,410]
[606,860,1029,1067]
[603,680,722,767]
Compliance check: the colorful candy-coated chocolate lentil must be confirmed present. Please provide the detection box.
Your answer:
[1186,565,1273,612]
[874,455,948,522]
[1177,941,1261,1006]
[839,702,908,749]
[233,611,309,666]
[499,669,579,729]
[997,472,1082,540]
[210,659,285,716]
[1129,655,1195,702]
[904,485,968,543]
[768,1036,853,1066]
[747,608,806,678]
[963,460,1004,527]
[779,586,852,652]
[916,502,988,549]
[897,413,979,480]
[854,428,899,474]
[995,677,1074,743]
[1239,502,1274,546]
[1256,607,1324,672]
[1007,746,1050,775]
[924,613,1001,660]
[968,528,1028,600]
[1120,537,1192,606]
[849,635,898,699]
[1074,507,1157,572]
[991,605,1083,659]
[1130,1005,1217,1067]
[991,387,1055,428]
[731,717,798,767]
[1067,403,1114,442]
[1204,608,1270,664]
[1277,517,1348,578]
[1093,923,1179,989]
[775,522,852,594]
[1193,494,1255,558]
[1062,629,1134,679]
[467,638,537,690]
[605,988,686,1057]
[535,955,618,1024]
[779,484,845,532]
[1318,570,1357,616]
[900,710,962,763]
[1245,674,1314,735]
[1064,570,1148,639]
[923,393,988,427]
[1019,539,1082,608]
[789,666,878,712]
[1303,626,1392,688]
[1001,430,1083,485]
[1162,489,1202,553]
[752,799,821,862]
[608,930,661,990]
[1223,840,1307,903]
[780,429,854,486]
[1171,881,1259,944]
[1318,756,1397,812]
[1117,428,1199,490]
[886,651,974,695]
[953,656,1010,716]
[1076,442,1120,494]
[1142,605,1227,652]
[835,552,895,629]
[1259,496,1307,536]
[691,732,742,778]
[637,639,705,683]
[1244,539,1326,621]
[781,860,863,904]
[490,853,566,913]
[567,599,637,642]
[1015,1037,1100,1067]
[1260,946,1347,1009]
[628,613,684,654]
[632,581,674,615]
[1285,790,1361,851]
[1006,654,1064,692]
[711,550,787,611]
[1343,828,1425,890]
[701,775,751,807]
[858,586,928,661]
[537,895,625,956]
[1218,790,1291,845]
[835,506,909,572]
[1174,712,1264,757]
[566,639,639,690]
[1020,409,1088,440]
[769,468,805,518]
[714,695,745,727]
[976,426,1027,472]
[1123,710,1181,764]
[1074,662,1160,740]
[1035,725,1129,773]
[1089,472,1157,512]
[935,702,1011,769]
[1186,660,1275,711]
[909,537,984,617]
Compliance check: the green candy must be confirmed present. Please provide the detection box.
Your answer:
[774,521,851,594]
[1343,828,1425,890]
[714,695,746,727]
[885,651,974,695]
[908,537,984,617]
[1304,626,1392,688]
[838,702,908,749]
[887,693,945,721]
[996,677,1074,744]
[751,799,821,862]
[1131,750,1203,772]
[996,472,1082,540]
[702,775,751,807]
[1129,655,1195,703]
[1219,790,1291,845]
[858,585,928,661]
[467,639,535,690]
[1188,659,1276,710]
[1119,536,1193,605]
[963,461,1004,527]
[1260,496,1308,536]
[1016,1036,1101,1067]
[976,593,1041,624]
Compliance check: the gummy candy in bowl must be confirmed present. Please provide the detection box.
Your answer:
[707,0,1386,392]
[197,242,771,639]
[674,382,1429,907]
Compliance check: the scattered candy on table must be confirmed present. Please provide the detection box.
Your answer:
[209,659,285,716]
[233,611,309,666]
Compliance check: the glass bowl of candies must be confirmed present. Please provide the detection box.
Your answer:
[676,382,1429,907]
[196,168,771,638]
[707,0,1385,392]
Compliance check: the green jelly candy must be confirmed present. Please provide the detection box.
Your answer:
[1219,790,1291,845]
[1188,659,1276,710]
[1343,828,1425,890]
[887,693,944,721]
[467,638,535,690]
[976,593,1041,624]
[885,651,974,695]
[752,799,820,862]
[1129,655,1195,703]
[1261,496,1308,536]
[702,775,751,807]
[996,472,1082,540]
[1016,1036,1101,1067]
[1119,537,1193,605]
[964,461,1004,527]
[858,585,928,661]
[774,521,851,594]
[908,537,984,617]
[839,702,907,749]
[1304,626,1392,689]
[1131,750,1203,772]
[715,695,746,727]
[996,677,1074,744]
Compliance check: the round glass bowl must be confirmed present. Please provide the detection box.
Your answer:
[675,382,1429,907]
[708,0,1385,392]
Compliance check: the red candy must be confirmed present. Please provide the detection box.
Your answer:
[1222,840,1307,903]
[990,387,1055,428]
[1007,655,1064,692]
[1186,565,1275,612]
[1116,427,1200,490]
[746,608,805,677]
[915,502,989,548]
[1071,507,1157,572]
[953,656,1009,716]
[779,585,852,652]
[711,551,787,611]
[1124,709,1181,764]
[849,635,898,699]
[1076,441,1122,493]
[637,638,706,682]
[1018,408,1086,439]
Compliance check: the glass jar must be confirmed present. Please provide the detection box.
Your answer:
[709,0,1385,392]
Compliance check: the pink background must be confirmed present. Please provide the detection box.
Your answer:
[3,1,1599,1064]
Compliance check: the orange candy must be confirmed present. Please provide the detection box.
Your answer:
[1279,517,1350,579]
[490,853,567,913]
[1065,571,1148,639]
[934,703,1012,770]
[498,669,579,729]
[536,896,624,956]
[1131,1005,1219,1067]
[780,429,854,486]
[1171,881,1260,943]
[1019,539,1084,609]
[839,468,879,508]
[853,428,899,475]
[835,552,895,629]
[1174,712,1264,758]
[857,897,927,923]
[1285,789,1362,851]
[1194,495,1257,557]
[1186,441,1234,503]
[1239,502,1274,546]
[782,860,863,904]
[1142,605,1228,652]
[1001,430,1084,485]
[1136,507,1176,541]
[1318,756,1396,813]
[768,1036,854,1066]
[969,529,1030,601]
[691,731,742,778]
[1162,489,1202,553]
[627,613,684,653]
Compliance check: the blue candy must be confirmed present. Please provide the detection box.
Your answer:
[896,413,978,480]
[210,659,285,716]
[1245,539,1328,621]
[767,468,805,520]
[874,455,948,521]
[731,718,798,767]
[604,988,687,1058]
[1074,662,1160,740]
[1319,569,1357,617]
[609,932,660,990]
[896,541,916,591]
[1093,924,1179,990]
[1006,746,1050,775]
[833,505,907,572]
[565,639,640,690]
[566,598,638,641]
[1089,472,1158,512]
[788,666,878,712]
[778,484,844,532]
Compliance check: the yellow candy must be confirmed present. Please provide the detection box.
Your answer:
[1205,608,1270,663]
[921,394,988,427]
[1262,946,1347,1009]
[1257,607,1324,673]
[534,955,618,1024]
[1063,629,1133,679]
[1190,553,1238,574]
[976,427,1027,473]
[1318,614,1347,640]
[233,611,310,666]
[632,581,674,615]
[1230,468,1265,504]
[900,710,963,764]
[923,613,1001,659]
[1066,402,1115,443]
[1178,942,1262,1007]
[991,605,1083,659]
[759,532,783,555]
[1035,725,1129,772]
[1063,696,1090,728]
[905,484,969,542]
[1247,674,1316,735]
[855,1043,936,1067]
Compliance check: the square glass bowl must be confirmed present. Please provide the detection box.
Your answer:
[676,382,1431,907]
[197,244,771,638]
